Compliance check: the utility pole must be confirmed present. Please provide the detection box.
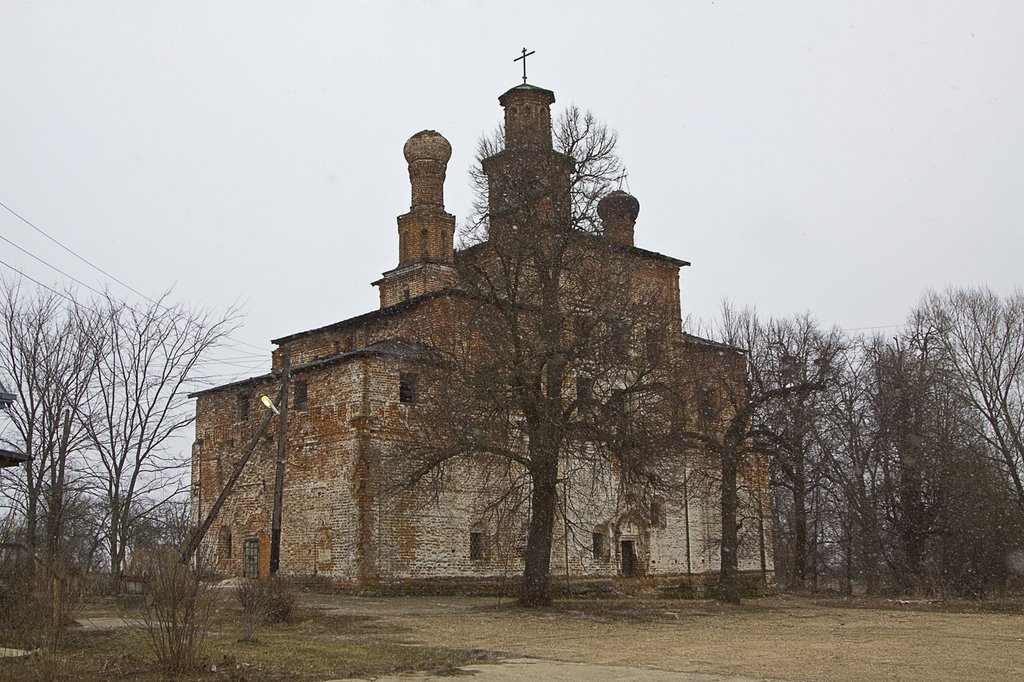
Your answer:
[179,384,284,566]
[269,347,290,574]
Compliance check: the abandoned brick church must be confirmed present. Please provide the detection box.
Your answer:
[190,80,773,587]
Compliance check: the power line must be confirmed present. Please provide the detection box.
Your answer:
[0,198,269,354]
[0,258,78,306]
[1,253,268,372]
[204,359,268,371]
[1,198,154,303]
[206,354,268,362]
[1,259,266,389]
[841,323,907,333]
[0,232,108,298]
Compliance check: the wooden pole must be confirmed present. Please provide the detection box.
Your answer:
[269,348,291,574]
[179,385,283,566]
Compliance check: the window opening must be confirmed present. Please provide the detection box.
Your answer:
[592,532,605,560]
[293,380,308,410]
[651,499,665,528]
[611,322,628,356]
[645,328,661,362]
[219,526,232,559]
[236,393,249,421]
[399,372,418,404]
[620,540,637,577]
[243,538,259,578]
[469,532,485,561]
[700,388,715,421]
[576,375,594,403]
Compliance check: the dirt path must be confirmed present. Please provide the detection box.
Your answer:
[306,594,1024,681]
[335,658,756,681]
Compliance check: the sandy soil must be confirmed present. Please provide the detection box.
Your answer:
[306,593,1024,681]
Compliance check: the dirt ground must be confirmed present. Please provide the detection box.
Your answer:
[305,593,1024,681]
[6,591,1023,680]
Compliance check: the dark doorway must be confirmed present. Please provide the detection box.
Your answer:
[620,540,637,577]
[243,538,259,578]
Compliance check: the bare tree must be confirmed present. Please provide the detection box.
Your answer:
[757,315,845,590]
[781,309,1021,598]
[922,287,1024,515]
[0,278,99,580]
[815,340,886,594]
[83,292,236,589]
[691,304,840,603]
[857,302,1024,596]
[399,99,686,606]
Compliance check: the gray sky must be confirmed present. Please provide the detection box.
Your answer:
[2,1,1022,386]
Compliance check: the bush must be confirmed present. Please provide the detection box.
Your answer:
[0,555,82,670]
[236,577,295,641]
[137,551,217,674]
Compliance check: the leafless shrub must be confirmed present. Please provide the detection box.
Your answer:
[0,549,39,649]
[137,550,217,674]
[236,577,294,642]
[0,536,83,680]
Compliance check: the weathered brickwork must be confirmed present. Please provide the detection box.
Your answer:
[190,81,773,587]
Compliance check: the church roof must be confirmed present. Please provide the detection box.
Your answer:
[498,83,555,105]
[271,289,465,346]
[457,232,690,268]
[297,339,438,372]
[189,336,439,398]
[682,332,746,354]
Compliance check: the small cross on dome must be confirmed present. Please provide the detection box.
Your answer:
[514,47,535,84]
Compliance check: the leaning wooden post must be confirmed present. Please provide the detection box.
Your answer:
[180,384,284,566]
[269,347,291,574]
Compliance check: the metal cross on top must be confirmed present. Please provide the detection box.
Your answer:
[514,47,535,84]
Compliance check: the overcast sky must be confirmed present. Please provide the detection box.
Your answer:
[2,1,1021,387]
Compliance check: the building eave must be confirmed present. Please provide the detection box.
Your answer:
[0,448,30,468]
[271,289,467,346]
[682,332,747,355]
[189,338,440,399]
[188,373,276,399]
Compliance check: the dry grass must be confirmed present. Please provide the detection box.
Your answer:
[0,596,491,681]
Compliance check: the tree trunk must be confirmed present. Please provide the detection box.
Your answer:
[718,442,741,605]
[521,449,559,607]
[791,465,807,591]
[109,500,124,592]
[23,495,38,583]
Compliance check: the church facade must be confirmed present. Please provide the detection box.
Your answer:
[190,81,772,588]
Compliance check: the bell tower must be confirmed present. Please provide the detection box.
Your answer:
[480,84,574,242]
[373,130,458,308]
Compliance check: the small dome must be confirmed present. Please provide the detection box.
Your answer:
[403,130,452,164]
[597,190,640,223]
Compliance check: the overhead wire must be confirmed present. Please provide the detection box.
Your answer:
[1,203,274,384]
[0,257,78,306]
[1,232,108,298]
[2,198,166,305]
[0,257,265,384]
[2,231,264,367]
[0,198,271,355]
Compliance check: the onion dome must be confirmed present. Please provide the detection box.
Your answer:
[598,190,640,246]
[403,130,452,165]
[597,190,640,224]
